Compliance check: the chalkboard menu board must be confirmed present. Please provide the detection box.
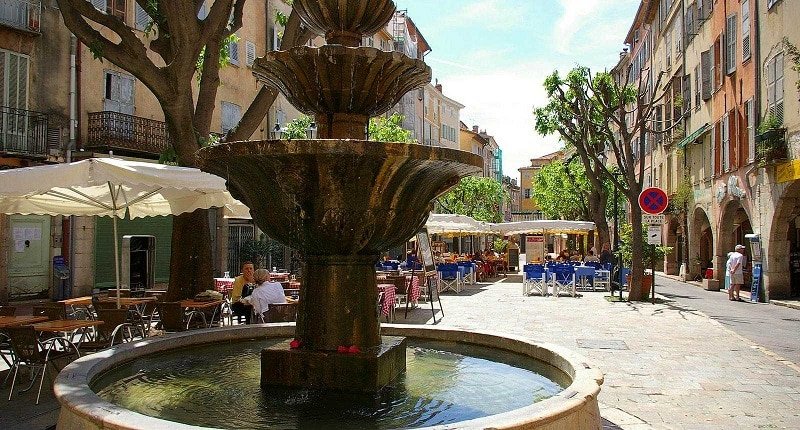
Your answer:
[416,230,436,273]
[750,263,762,303]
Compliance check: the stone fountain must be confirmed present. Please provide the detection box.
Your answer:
[197,0,483,392]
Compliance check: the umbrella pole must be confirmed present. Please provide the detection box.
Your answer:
[113,213,121,309]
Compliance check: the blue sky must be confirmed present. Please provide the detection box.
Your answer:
[394,0,640,181]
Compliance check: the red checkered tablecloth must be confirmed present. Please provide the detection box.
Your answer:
[409,275,421,303]
[214,278,234,292]
[377,284,395,317]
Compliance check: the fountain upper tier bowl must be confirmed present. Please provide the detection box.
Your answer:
[254,46,431,121]
[197,139,482,255]
[293,0,398,46]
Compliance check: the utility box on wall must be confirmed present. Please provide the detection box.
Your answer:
[121,235,156,292]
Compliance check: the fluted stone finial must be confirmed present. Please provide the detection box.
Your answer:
[293,0,398,47]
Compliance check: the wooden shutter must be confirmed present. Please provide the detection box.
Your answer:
[726,14,736,75]
[229,35,240,65]
[245,41,256,67]
[775,53,785,123]
[713,122,720,176]
[694,64,701,107]
[135,2,149,31]
[742,0,751,61]
[91,0,106,11]
[683,74,692,113]
[221,102,241,133]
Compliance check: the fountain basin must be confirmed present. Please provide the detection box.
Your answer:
[54,325,604,429]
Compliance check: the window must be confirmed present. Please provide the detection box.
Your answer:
[701,50,712,100]
[725,14,737,75]
[712,122,719,175]
[767,0,780,10]
[134,2,149,31]
[93,0,126,21]
[228,34,239,66]
[666,32,672,68]
[766,53,785,124]
[0,50,29,110]
[694,64,701,108]
[524,189,531,199]
[221,101,241,134]
[245,41,256,67]
[103,70,135,114]
[741,0,751,62]
[271,27,282,51]
[745,98,755,163]
[362,36,374,47]
[721,113,730,172]
[712,37,722,88]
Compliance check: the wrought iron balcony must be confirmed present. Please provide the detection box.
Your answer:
[0,105,48,157]
[755,127,788,166]
[0,0,41,33]
[87,111,171,157]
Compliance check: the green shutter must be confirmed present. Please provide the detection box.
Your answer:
[94,216,173,289]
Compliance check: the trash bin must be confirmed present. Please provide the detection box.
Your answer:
[52,256,71,300]
[705,268,714,279]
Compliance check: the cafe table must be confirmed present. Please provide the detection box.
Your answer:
[32,319,104,347]
[0,315,49,329]
[376,284,396,322]
[180,299,224,328]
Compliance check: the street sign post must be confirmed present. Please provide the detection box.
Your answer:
[638,187,668,304]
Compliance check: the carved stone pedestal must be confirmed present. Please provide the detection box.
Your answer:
[261,336,407,392]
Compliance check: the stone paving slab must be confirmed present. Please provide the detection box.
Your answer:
[413,276,800,429]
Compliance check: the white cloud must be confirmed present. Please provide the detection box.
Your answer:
[438,60,565,180]
[444,0,525,30]
[553,0,603,52]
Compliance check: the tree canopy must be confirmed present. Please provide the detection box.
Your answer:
[368,113,416,143]
[437,176,509,223]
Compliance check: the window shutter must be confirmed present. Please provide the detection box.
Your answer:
[722,113,729,172]
[17,56,28,110]
[221,102,242,134]
[229,36,239,65]
[0,54,5,106]
[701,50,712,100]
[683,74,692,113]
[713,122,720,175]
[135,3,149,31]
[775,53,785,123]
[245,41,256,67]
[742,0,751,61]
[725,15,737,75]
[91,0,106,12]
[746,98,755,162]
[694,64,701,107]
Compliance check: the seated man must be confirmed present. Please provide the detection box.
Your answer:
[584,250,600,263]
[230,261,256,324]
[247,269,296,317]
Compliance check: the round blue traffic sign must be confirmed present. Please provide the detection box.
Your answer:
[639,187,669,215]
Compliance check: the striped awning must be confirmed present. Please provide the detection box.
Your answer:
[677,123,710,148]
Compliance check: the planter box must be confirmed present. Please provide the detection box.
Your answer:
[702,278,720,291]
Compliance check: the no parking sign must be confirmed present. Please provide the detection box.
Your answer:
[639,187,669,215]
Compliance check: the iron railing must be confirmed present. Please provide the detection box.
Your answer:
[87,111,170,156]
[0,0,41,33]
[755,128,788,166]
[0,105,48,157]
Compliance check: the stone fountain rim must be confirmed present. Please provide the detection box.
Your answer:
[54,324,603,430]
[196,139,485,169]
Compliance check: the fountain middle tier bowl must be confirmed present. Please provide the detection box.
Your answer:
[197,139,482,255]
[254,45,431,119]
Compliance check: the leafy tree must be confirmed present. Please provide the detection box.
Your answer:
[283,115,314,139]
[368,113,416,143]
[54,1,313,300]
[532,159,592,221]
[436,176,509,223]
[534,66,678,300]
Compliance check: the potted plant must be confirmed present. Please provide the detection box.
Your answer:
[755,114,788,165]
[616,223,673,298]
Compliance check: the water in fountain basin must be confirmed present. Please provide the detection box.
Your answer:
[93,338,568,429]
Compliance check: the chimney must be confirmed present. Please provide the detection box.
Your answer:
[435,78,442,93]
[472,125,479,133]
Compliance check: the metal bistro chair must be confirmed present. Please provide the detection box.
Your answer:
[551,264,577,298]
[79,308,145,353]
[523,264,548,296]
[574,265,596,292]
[387,274,409,317]
[5,325,80,404]
[437,263,462,293]
[258,303,298,323]
[457,261,476,285]
[157,302,206,332]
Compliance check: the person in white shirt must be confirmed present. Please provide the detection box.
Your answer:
[725,244,747,301]
[584,250,600,263]
[245,269,288,316]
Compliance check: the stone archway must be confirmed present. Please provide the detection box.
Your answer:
[767,181,800,298]
[716,200,753,284]
[663,216,681,275]
[690,207,714,279]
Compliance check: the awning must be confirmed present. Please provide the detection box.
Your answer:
[677,123,710,149]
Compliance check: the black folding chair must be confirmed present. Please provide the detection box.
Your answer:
[5,326,80,404]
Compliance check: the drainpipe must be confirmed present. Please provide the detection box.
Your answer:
[69,35,77,157]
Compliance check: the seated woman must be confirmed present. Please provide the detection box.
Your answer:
[247,269,296,317]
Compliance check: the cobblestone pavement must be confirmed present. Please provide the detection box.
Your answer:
[403,275,800,429]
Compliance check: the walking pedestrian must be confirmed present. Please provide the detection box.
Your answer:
[726,244,747,301]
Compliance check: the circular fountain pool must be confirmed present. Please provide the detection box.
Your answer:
[55,325,604,429]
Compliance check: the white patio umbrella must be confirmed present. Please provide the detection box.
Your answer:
[0,157,239,307]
